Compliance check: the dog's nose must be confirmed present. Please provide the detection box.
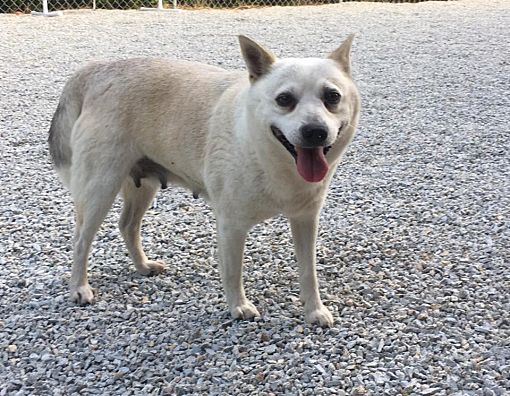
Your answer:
[300,124,328,147]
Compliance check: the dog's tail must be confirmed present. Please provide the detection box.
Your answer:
[48,77,83,187]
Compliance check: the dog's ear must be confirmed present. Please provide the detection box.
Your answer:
[328,34,355,75]
[238,35,276,82]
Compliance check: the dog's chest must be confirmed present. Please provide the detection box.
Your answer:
[227,179,326,224]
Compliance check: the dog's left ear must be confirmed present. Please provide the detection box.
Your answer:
[239,35,276,82]
[328,34,355,75]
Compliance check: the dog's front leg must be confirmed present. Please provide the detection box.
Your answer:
[290,214,334,327]
[216,220,260,320]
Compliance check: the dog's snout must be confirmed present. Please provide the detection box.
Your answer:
[300,124,328,147]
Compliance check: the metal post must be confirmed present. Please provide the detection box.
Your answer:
[140,0,182,12]
[31,0,63,16]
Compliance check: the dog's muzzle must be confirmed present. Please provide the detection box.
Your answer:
[271,125,332,160]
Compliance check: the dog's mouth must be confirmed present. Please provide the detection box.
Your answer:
[271,125,332,183]
[271,126,332,159]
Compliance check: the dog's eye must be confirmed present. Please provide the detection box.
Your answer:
[275,92,296,108]
[324,90,341,106]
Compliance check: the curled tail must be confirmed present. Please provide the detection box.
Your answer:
[48,78,83,185]
[48,101,71,168]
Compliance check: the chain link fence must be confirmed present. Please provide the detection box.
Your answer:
[1,0,445,14]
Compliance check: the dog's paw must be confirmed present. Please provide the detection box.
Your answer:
[230,301,260,320]
[136,260,166,276]
[70,285,95,305]
[305,304,334,327]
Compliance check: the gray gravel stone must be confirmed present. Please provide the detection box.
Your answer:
[1,0,509,394]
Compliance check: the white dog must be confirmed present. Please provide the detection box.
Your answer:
[49,35,360,326]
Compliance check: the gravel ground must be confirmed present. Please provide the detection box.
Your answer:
[1,1,509,394]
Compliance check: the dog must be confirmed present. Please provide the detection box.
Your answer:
[48,35,360,327]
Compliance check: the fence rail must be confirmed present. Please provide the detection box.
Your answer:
[1,0,446,14]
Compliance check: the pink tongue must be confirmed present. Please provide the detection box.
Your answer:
[296,146,329,183]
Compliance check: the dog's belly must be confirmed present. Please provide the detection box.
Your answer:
[129,156,208,199]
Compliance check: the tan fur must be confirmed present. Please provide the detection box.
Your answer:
[49,35,360,326]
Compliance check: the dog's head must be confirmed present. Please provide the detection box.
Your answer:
[239,35,360,183]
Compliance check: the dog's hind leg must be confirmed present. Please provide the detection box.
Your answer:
[119,178,165,276]
[70,181,122,305]
[68,136,132,304]
[70,204,93,303]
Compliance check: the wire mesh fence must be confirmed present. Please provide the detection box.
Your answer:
[1,0,446,14]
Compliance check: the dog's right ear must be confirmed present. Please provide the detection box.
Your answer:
[238,35,276,82]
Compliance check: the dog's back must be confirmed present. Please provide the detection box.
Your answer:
[48,59,243,189]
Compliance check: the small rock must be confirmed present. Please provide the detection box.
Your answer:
[373,371,389,385]
[352,386,368,396]
[417,312,429,320]
[260,332,270,342]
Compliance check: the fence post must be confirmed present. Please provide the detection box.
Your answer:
[31,0,63,16]
[140,0,181,12]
